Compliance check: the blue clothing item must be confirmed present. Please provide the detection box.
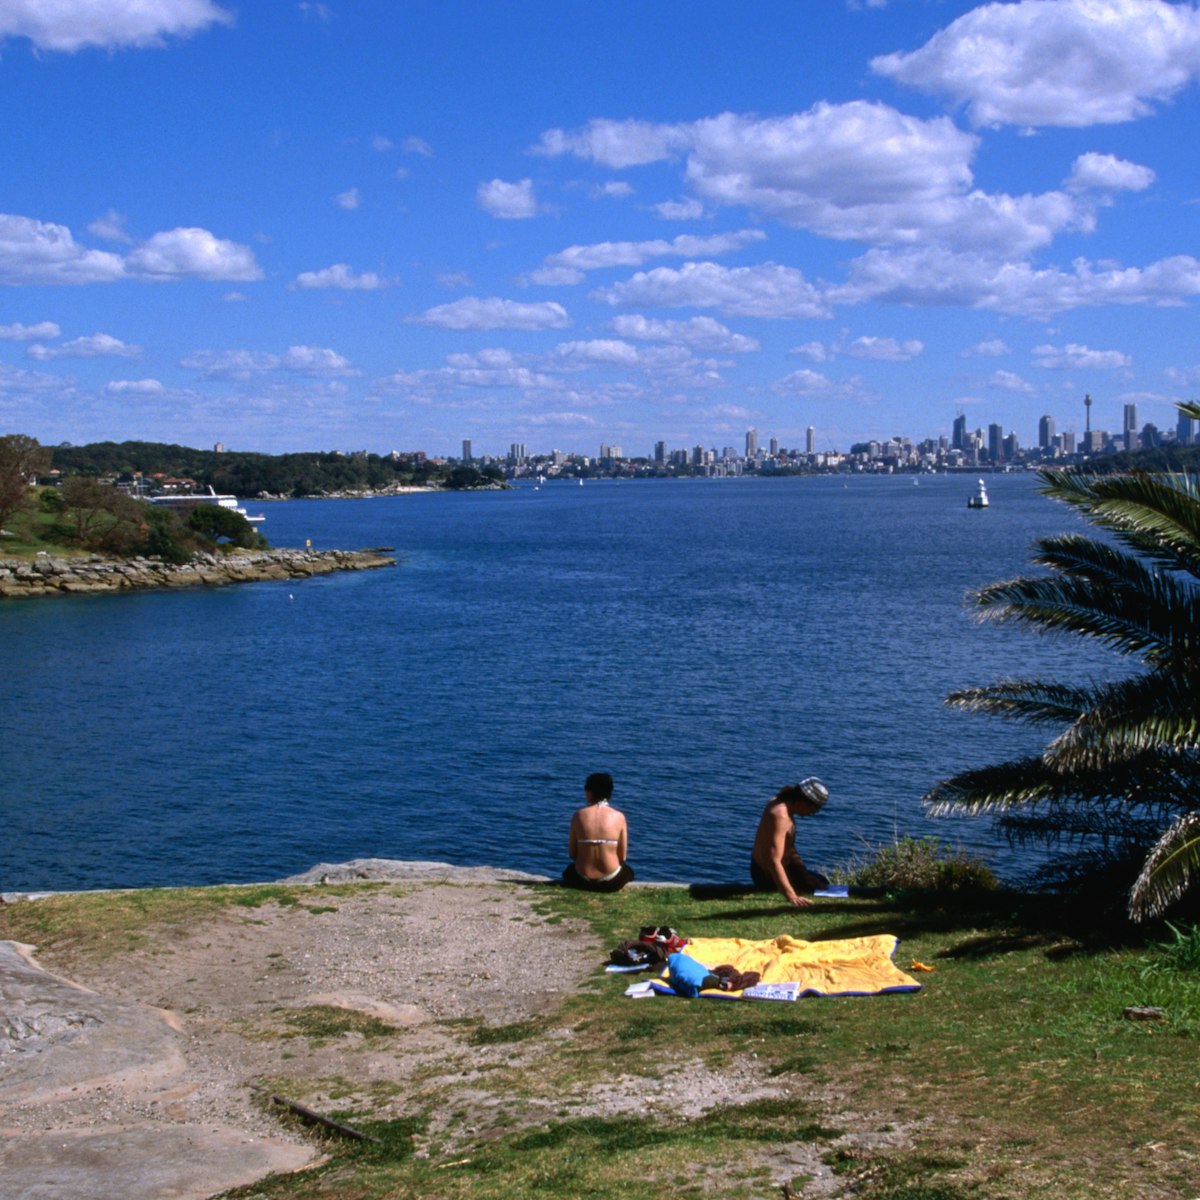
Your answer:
[667,951,713,998]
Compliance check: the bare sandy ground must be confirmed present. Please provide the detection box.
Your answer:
[0,860,911,1200]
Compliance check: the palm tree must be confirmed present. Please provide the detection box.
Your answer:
[923,402,1200,921]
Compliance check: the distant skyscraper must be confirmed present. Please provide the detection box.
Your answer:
[769,437,779,456]
[806,426,816,454]
[952,413,967,450]
[509,442,527,465]
[745,428,758,457]
[1178,410,1197,447]
[654,440,667,464]
[462,438,473,462]
[1038,415,1055,450]
[1124,403,1139,451]
[988,423,1004,462]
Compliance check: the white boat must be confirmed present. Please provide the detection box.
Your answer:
[148,486,265,524]
[967,479,989,509]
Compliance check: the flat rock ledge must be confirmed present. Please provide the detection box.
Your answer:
[0,549,395,600]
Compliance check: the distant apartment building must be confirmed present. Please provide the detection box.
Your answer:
[806,426,816,454]
[745,428,758,458]
[988,423,1004,462]
[462,439,473,462]
[509,442,527,465]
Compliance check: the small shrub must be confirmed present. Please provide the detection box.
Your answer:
[837,836,998,892]
[1147,922,1200,974]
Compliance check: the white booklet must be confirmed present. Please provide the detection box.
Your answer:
[741,982,801,1001]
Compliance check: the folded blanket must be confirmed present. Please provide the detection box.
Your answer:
[647,933,921,999]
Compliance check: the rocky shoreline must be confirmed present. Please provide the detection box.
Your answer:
[0,548,395,599]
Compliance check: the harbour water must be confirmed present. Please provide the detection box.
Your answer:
[2,473,1117,893]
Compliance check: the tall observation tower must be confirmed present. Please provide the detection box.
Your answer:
[1084,392,1092,435]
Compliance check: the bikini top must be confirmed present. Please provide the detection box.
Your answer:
[578,800,618,845]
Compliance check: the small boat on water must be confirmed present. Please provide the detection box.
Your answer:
[967,479,989,509]
[149,486,266,524]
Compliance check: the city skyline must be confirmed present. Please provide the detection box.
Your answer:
[3,2,1200,457]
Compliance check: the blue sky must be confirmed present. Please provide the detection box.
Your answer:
[2,0,1200,458]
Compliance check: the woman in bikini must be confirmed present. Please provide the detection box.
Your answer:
[562,772,634,892]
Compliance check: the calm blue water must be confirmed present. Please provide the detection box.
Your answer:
[2,474,1118,892]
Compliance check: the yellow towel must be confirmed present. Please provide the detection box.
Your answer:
[684,933,920,996]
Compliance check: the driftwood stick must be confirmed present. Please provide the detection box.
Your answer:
[254,1086,381,1144]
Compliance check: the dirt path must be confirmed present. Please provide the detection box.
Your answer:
[1,866,599,1199]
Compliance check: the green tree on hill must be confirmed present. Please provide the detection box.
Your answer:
[924,402,1200,921]
[187,503,266,549]
[0,434,51,529]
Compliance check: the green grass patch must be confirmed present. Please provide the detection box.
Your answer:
[277,1006,403,1042]
[0,881,395,960]
[10,877,1200,1200]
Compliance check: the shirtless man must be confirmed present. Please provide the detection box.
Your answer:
[750,778,830,907]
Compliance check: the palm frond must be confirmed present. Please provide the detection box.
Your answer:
[1039,468,1200,577]
[1044,673,1200,768]
[946,678,1093,725]
[1129,811,1200,920]
[997,808,1164,849]
[922,755,1060,816]
[972,570,1189,661]
[1179,401,1200,423]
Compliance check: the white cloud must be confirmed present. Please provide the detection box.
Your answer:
[871,0,1200,128]
[842,335,924,361]
[88,209,134,243]
[961,338,1010,357]
[335,187,361,210]
[182,345,355,379]
[554,339,641,366]
[787,333,923,362]
[539,103,1088,254]
[611,314,760,352]
[655,198,705,220]
[0,214,125,284]
[403,135,434,156]
[533,119,691,167]
[1032,342,1133,369]
[528,411,598,427]
[837,247,1200,318]
[411,297,571,331]
[773,369,867,397]
[989,369,1036,394]
[593,261,831,320]
[1165,364,1200,386]
[0,0,232,52]
[105,379,165,395]
[0,321,60,341]
[477,178,538,219]
[280,345,355,374]
[371,135,394,152]
[592,181,633,200]
[125,227,262,281]
[1066,152,1156,192]
[28,333,140,360]
[291,263,390,290]
[534,229,765,281]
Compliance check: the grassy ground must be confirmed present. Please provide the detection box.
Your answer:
[0,505,81,558]
[4,883,1198,1199]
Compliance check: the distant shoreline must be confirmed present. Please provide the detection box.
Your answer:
[0,547,395,600]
